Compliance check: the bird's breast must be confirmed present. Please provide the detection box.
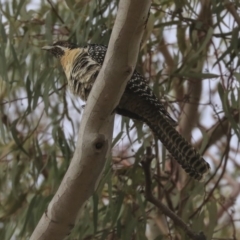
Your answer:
[61,48,101,101]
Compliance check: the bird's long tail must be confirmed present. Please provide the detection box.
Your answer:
[145,113,210,181]
[118,92,210,181]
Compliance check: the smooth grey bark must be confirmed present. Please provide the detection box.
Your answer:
[30,0,151,239]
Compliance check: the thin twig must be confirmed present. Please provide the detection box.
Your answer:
[141,147,206,240]
[190,131,231,219]
[47,0,70,33]
[225,0,240,27]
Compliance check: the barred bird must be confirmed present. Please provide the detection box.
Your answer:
[42,41,210,181]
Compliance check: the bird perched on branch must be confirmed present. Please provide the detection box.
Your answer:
[42,41,210,181]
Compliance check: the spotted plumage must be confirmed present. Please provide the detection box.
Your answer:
[42,41,210,181]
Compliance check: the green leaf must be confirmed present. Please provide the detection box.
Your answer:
[92,193,98,233]
[189,26,213,60]
[14,0,25,18]
[19,195,38,236]
[199,128,209,154]
[45,11,52,43]
[218,83,229,117]
[112,131,124,147]
[205,200,217,239]
[42,69,54,115]
[177,24,187,55]
[10,119,28,156]
[111,191,124,225]
[65,0,76,12]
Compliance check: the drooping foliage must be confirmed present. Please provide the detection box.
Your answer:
[0,0,239,239]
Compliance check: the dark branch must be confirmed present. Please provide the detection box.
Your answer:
[141,147,207,240]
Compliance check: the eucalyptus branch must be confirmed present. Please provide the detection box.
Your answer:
[30,1,151,239]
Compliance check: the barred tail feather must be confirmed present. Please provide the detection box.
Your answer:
[118,92,210,181]
[146,115,210,181]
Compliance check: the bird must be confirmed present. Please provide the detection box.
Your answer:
[42,41,210,181]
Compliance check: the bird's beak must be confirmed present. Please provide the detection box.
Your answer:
[42,46,54,50]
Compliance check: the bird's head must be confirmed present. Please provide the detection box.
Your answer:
[42,41,78,58]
